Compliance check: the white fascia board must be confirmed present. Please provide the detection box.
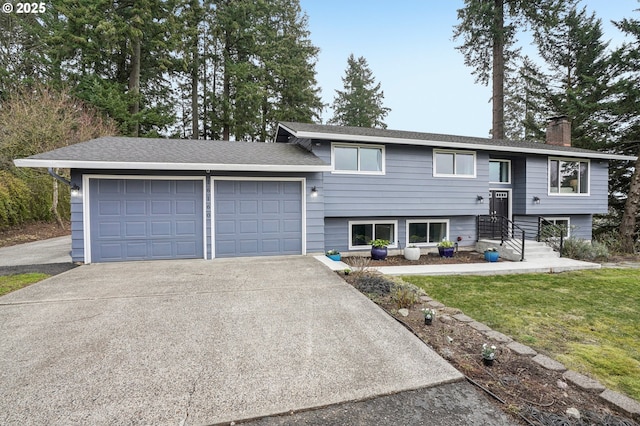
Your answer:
[13,158,332,172]
[288,130,636,161]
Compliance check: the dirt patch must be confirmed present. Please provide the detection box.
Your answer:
[0,221,70,248]
[344,272,639,426]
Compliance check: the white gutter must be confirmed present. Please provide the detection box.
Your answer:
[279,124,636,162]
[14,158,332,172]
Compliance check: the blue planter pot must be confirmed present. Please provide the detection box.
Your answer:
[438,247,454,258]
[326,253,341,261]
[371,246,388,260]
[485,251,499,262]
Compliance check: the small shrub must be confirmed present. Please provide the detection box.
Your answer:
[347,256,372,278]
[562,237,609,261]
[352,272,393,294]
[391,284,419,309]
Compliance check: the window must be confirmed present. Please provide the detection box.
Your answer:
[349,220,397,249]
[434,150,476,177]
[332,144,384,174]
[541,217,570,238]
[489,160,511,183]
[406,220,449,246]
[549,158,589,195]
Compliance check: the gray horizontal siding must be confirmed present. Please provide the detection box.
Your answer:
[524,157,608,215]
[313,143,489,217]
[514,214,593,240]
[324,216,477,254]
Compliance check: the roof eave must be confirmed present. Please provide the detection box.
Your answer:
[285,129,636,161]
[13,158,332,172]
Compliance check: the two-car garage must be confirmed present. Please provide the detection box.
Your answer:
[87,177,303,262]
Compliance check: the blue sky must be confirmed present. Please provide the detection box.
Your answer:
[299,0,638,138]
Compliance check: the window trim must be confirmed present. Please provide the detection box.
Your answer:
[489,159,511,184]
[433,149,477,178]
[542,216,571,238]
[348,219,398,250]
[548,157,590,196]
[331,143,386,175]
[405,219,450,247]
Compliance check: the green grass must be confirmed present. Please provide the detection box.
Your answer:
[403,269,640,401]
[0,273,49,297]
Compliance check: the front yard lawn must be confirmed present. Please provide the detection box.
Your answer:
[403,268,640,401]
[0,273,49,297]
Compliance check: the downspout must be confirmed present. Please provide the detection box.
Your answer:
[48,167,71,187]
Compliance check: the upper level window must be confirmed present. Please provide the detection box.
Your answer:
[332,144,384,174]
[549,158,589,195]
[489,160,511,183]
[434,149,476,177]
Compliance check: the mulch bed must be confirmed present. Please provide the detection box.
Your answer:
[342,250,506,267]
[342,272,639,426]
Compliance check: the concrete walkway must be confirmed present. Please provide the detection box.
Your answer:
[0,257,475,425]
[316,254,602,276]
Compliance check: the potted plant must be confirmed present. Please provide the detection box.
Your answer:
[325,249,341,261]
[437,239,455,258]
[484,247,499,262]
[370,239,390,260]
[404,244,421,261]
[422,308,436,325]
[482,343,497,366]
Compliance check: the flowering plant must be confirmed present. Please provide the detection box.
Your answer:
[326,249,340,255]
[485,247,498,252]
[422,308,436,320]
[482,343,497,360]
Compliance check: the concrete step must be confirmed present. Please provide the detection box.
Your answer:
[476,239,560,261]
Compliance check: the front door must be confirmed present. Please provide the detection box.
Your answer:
[480,190,510,239]
[490,190,509,219]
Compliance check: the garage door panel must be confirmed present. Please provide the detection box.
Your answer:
[90,179,203,262]
[125,222,146,237]
[151,200,172,215]
[176,221,196,236]
[99,222,121,238]
[214,180,302,258]
[125,200,146,215]
[98,201,120,215]
[125,180,145,193]
[176,200,196,215]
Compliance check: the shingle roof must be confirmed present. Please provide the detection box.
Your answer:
[14,136,331,171]
[277,122,635,161]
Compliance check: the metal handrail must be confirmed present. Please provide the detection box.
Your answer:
[477,215,526,261]
[537,217,565,257]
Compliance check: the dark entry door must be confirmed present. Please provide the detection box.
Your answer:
[480,190,510,239]
[490,190,509,218]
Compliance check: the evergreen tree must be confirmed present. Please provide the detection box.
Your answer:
[453,0,563,139]
[329,54,390,129]
[611,15,640,252]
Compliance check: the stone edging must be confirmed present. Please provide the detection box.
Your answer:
[423,298,640,420]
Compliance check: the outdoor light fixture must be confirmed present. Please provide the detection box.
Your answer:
[476,195,484,203]
[70,184,80,197]
[310,186,318,197]
[533,196,541,204]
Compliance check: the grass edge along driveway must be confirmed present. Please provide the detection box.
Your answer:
[403,268,640,401]
[0,273,49,297]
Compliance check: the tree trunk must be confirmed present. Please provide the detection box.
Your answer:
[128,33,141,137]
[492,0,505,140]
[620,148,640,252]
[191,40,199,139]
[51,169,64,229]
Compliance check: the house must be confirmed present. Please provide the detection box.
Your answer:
[14,118,634,263]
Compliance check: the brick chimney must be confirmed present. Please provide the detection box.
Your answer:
[546,116,571,147]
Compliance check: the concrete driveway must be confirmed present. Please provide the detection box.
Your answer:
[0,256,463,425]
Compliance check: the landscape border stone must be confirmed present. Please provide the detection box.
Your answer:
[599,389,640,420]
[506,341,537,357]
[562,370,606,393]
[483,330,513,343]
[468,321,492,332]
[532,354,567,372]
[452,313,474,323]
